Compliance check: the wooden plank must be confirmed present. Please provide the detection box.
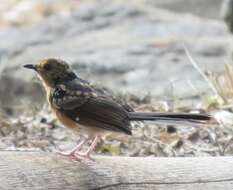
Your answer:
[0,151,233,190]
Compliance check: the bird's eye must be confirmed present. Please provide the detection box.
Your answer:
[44,64,51,71]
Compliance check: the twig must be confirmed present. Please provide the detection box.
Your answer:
[183,45,220,98]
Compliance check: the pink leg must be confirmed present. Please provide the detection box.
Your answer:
[79,135,100,158]
[57,135,100,161]
[57,139,88,161]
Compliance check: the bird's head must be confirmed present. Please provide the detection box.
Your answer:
[24,58,77,88]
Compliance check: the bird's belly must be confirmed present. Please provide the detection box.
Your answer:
[54,109,106,135]
[55,110,78,129]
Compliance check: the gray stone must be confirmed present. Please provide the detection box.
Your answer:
[0,0,230,112]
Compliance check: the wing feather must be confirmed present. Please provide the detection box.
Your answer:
[51,78,132,135]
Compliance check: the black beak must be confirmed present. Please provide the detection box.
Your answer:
[23,64,37,71]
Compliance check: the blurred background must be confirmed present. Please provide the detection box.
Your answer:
[1,0,233,157]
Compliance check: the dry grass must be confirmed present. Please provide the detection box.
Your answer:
[210,63,233,103]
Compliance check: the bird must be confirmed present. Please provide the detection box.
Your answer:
[24,58,215,161]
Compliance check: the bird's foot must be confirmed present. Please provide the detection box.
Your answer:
[56,135,99,161]
[70,153,86,161]
[77,135,99,161]
[78,152,95,161]
[56,150,85,161]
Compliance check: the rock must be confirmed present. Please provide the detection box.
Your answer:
[52,128,67,140]
[0,0,230,113]
[221,0,233,33]
[0,0,77,27]
[149,0,223,19]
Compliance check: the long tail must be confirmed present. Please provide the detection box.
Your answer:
[128,112,216,125]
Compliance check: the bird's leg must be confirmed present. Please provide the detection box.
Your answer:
[57,138,89,160]
[79,135,100,158]
[57,135,100,161]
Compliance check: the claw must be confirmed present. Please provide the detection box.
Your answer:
[78,153,95,161]
[56,151,85,161]
[70,153,85,161]
[56,150,74,156]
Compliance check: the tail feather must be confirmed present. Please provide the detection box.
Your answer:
[128,112,216,125]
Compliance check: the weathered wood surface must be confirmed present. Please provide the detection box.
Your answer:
[0,151,233,190]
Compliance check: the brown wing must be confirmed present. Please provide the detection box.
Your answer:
[90,85,134,112]
[53,78,134,111]
[51,78,132,135]
[64,97,132,135]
